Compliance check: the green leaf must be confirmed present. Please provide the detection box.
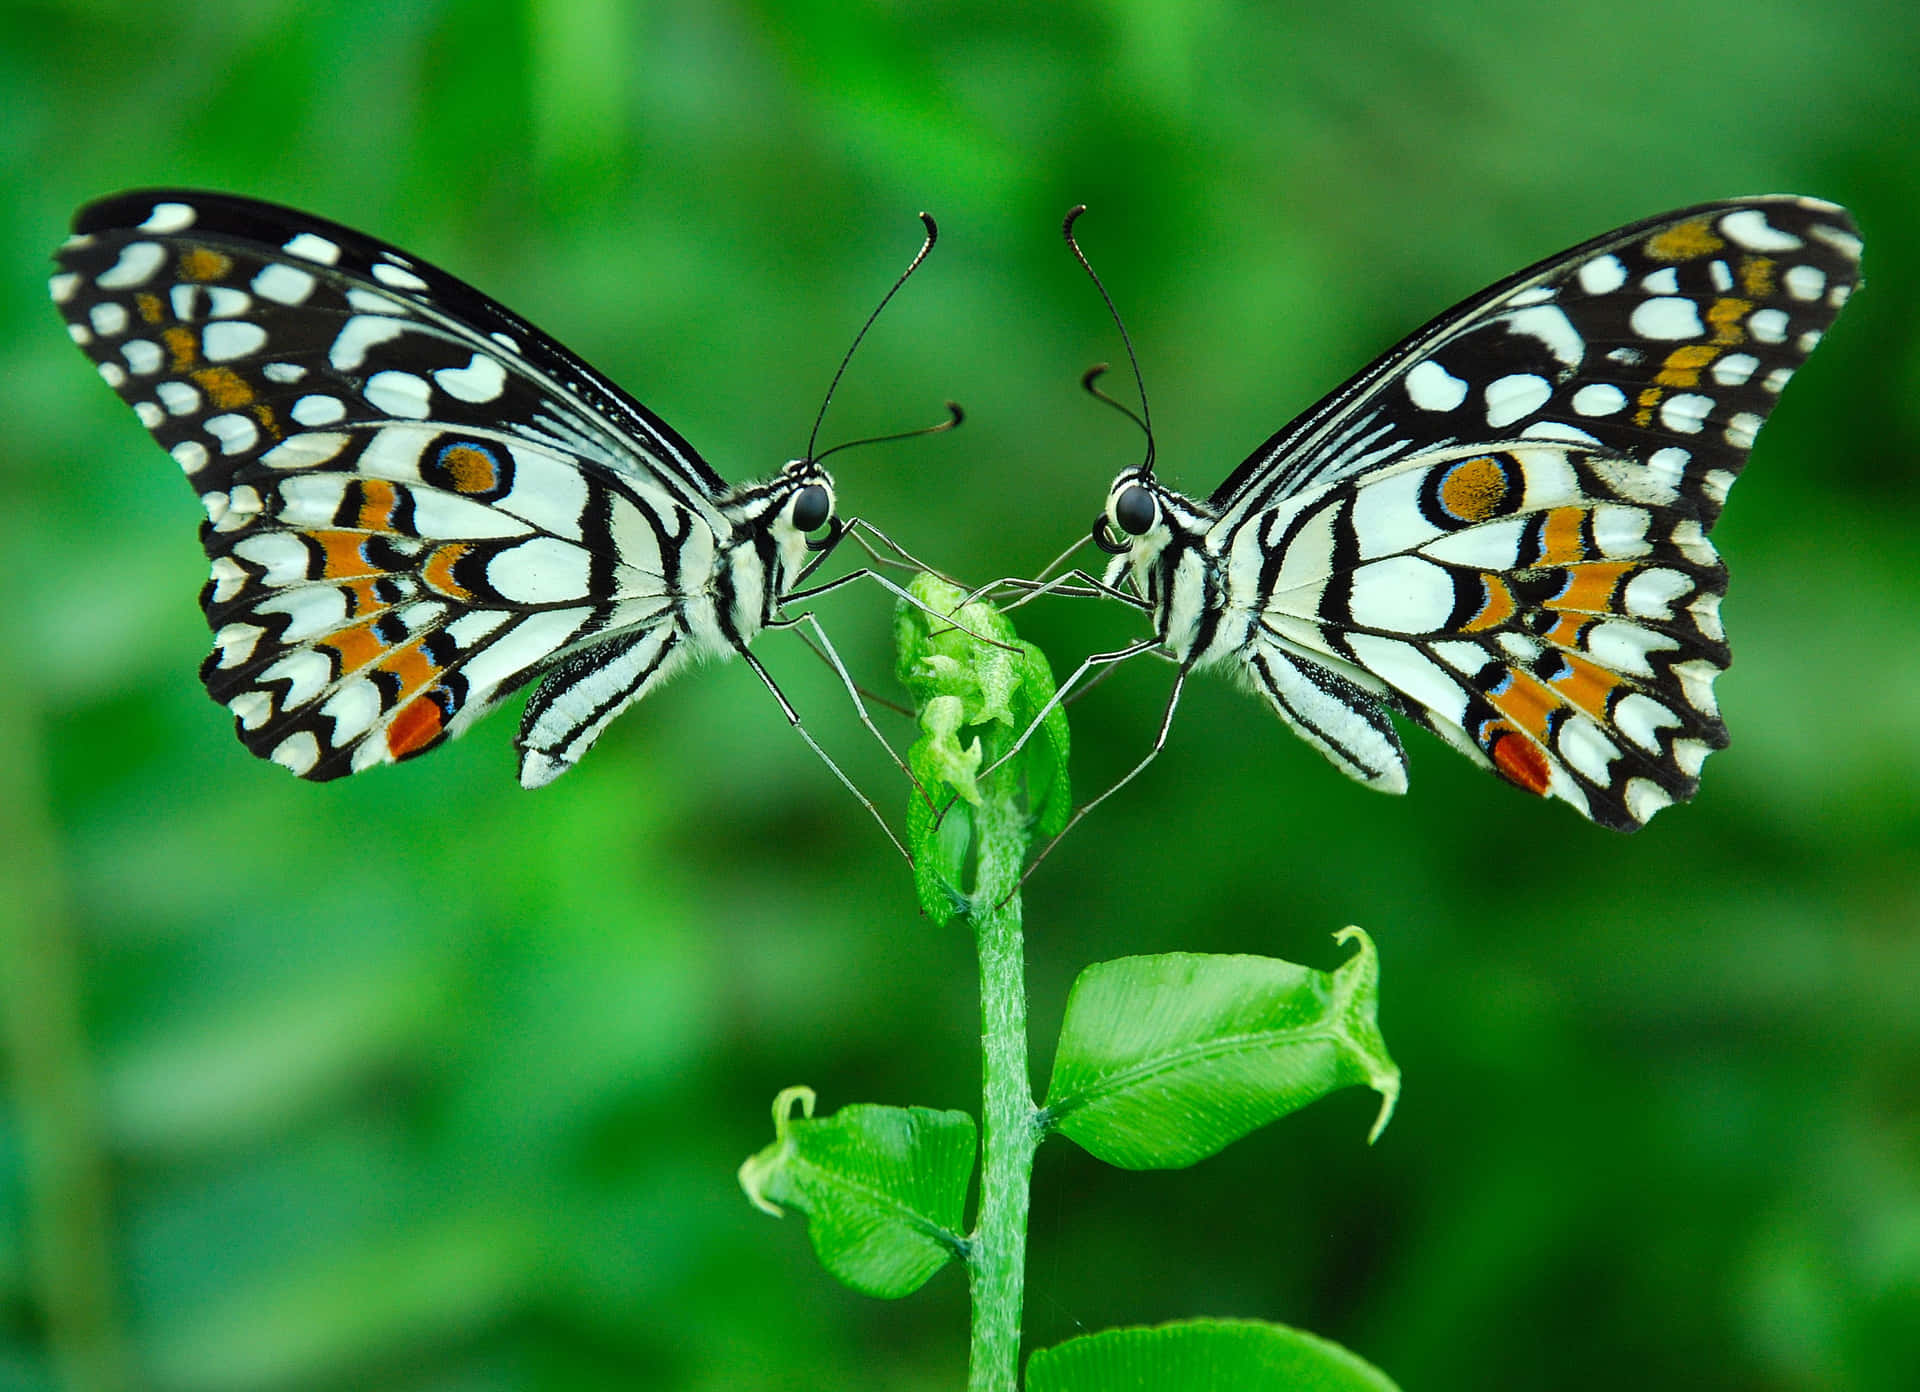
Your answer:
[1043,928,1398,1169]
[893,573,1071,921]
[1025,1318,1403,1391]
[738,1087,975,1299]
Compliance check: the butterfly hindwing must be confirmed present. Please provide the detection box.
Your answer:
[51,190,725,782]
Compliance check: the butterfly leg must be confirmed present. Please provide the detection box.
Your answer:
[735,645,914,864]
[974,569,1149,612]
[764,608,936,811]
[1005,664,1191,899]
[784,566,1022,655]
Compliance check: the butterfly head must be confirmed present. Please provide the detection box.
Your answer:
[771,458,841,564]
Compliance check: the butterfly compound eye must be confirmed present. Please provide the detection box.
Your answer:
[1114,485,1157,536]
[791,484,832,533]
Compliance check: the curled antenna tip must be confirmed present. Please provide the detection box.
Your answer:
[1063,204,1088,238]
[943,401,965,428]
[1081,363,1111,390]
[917,211,938,241]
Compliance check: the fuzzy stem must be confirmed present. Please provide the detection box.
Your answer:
[966,792,1039,1392]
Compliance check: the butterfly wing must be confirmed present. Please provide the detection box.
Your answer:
[51,190,727,783]
[1205,197,1861,827]
[1210,197,1861,527]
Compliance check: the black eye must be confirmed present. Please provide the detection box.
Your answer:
[791,484,831,533]
[1114,485,1157,536]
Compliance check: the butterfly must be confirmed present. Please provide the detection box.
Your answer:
[1053,197,1861,831]
[50,190,929,797]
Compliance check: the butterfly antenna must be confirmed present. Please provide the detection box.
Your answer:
[1063,205,1155,479]
[806,211,940,466]
[812,401,963,466]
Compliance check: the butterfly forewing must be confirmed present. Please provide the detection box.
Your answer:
[50,190,735,783]
[1112,197,1860,829]
[1211,197,1861,529]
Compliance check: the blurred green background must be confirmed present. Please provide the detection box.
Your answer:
[4,2,1916,1389]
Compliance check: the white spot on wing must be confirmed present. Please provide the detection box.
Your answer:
[1724,412,1763,449]
[134,400,162,427]
[1578,255,1626,294]
[172,440,210,474]
[1809,223,1862,261]
[1404,360,1468,412]
[96,241,166,289]
[90,302,128,336]
[1572,383,1626,417]
[1784,264,1826,301]
[1711,353,1758,386]
[434,354,509,403]
[1504,305,1584,367]
[97,361,127,388]
[485,538,593,605]
[1719,209,1802,252]
[283,232,342,265]
[122,339,163,374]
[253,263,317,305]
[270,731,322,776]
[157,380,201,415]
[1483,373,1551,429]
[1658,394,1713,434]
[1630,297,1705,340]
[330,315,407,370]
[1640,268,1679,294]
[49,271,80,303]
[1347,555,1455,633]
[372,261,430,292]
[202,320,267,362]
[292,394,348,426]
[365,370,433,419]
[1749,308,1789,343]
[205,412,260,455]
[139,202,196,233]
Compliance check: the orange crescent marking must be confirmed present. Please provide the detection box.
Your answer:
[342,578,387,616]
[1490,730,1553,795]
[1547,561,1637,614]
[386,696,446,759]
[378,642,440,698]
[355,479,399,531]
[1460,574,1516,632]
[1488,667,1559,741]
[1547,652,1623,723]
[1537,508,1588,565]
[315,532,383,580]
[319,621,385,674]
[420,543,473,600]
[1544,613,1593,649]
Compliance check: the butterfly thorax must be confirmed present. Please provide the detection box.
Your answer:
[1099,471,1230,663]
[710,459,837,645]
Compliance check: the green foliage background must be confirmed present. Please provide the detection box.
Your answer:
[4,2,1916,1389]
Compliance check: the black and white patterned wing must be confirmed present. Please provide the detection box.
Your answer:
[1208,198,1862,828]
[1210,197,1862,527]
[50,190,724,783]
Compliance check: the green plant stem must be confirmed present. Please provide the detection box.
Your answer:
[967,793,1039,1392]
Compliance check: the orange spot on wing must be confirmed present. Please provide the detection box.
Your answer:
[441,444,499,494]
[1654,344,1720,388]
[1547,562,1637,613]
[1538,508,1588,565]
[190,365,252,409]
[1633,385,1662,428]
[378,643,440,699]
[386,695,446,759]
[1489,729,1553,796]
[1739,256,1776,297]
[1461,574,1516,632]
[420,543,473,600]
[162,326,198,370]
[134,293,164,324]
[343,579,387,616]
[319,621,386,673]
[178,246,232,282]
[1439,456,1510,522]
[1544,613,1593,648]
[249,402,281,439]
[1707,297,1751,344]
[355,479,399,530]
[1547,652,1623,723]
[314,531,382,580]
[1488,668,1559,741]
[1646,219,1723,261]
